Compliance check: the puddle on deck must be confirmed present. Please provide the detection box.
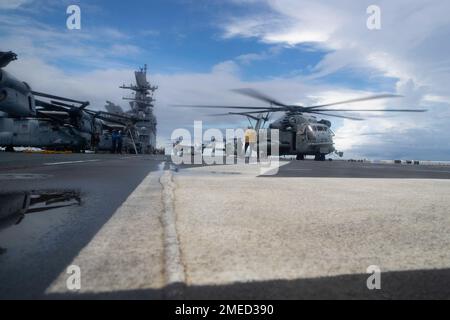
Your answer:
[0,190,82,254]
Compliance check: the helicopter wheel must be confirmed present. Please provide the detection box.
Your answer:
[314,154,326,161]
[296,154,304,160]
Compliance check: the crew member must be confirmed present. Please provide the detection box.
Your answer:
[244,126,257,162]
[91,132,100,153]
[111,130,118,154]
[117,130,123,154]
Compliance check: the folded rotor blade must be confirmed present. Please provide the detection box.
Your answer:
[35,99,69,112]
[32,91,89,107]
[36,111,71,125]
[85,109,135,121]
[95,115,128,126]
[36,110,70,117]
[99,112,136,121]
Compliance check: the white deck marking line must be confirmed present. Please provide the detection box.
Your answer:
[45,166,166,295]
[361,166,450,173]
[160,169,186,298]
[44,159,101,166]
[412,169,450,173]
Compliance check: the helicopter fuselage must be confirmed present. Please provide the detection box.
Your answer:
[269,113,336,160]
[0,68,104,151]
[0,69,36,117]
[0,116,88,151]
[0,52,143,153]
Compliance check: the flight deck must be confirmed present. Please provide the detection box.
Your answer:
[1,152,449,299]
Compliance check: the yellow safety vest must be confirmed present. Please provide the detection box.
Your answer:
[244,129,257,143]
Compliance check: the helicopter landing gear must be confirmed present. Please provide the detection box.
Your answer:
[296,154,304,160]
[71,146,82,153]
[314,153,326,161]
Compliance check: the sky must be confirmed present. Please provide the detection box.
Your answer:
[1,0,450,159]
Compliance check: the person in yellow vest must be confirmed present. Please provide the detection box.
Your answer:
[244,126,257,161]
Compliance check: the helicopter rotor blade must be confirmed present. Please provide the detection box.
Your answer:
[36,110,72,126]
[172,104,283,111]
[35,99,70,112]
[50,100,77,110]
[95,114,128,126]
[207,113,240,116]
[171,90,423,122]
[32,91,89,107]
[215,109,281,115]
[88,110,136,121]
[307,111,365,121]
[209,111,272,121]
[232,88,291,107]
[208,110,274,116]
[46,102,135,122]
[58,100,89,110]
[36,110,70,117]
[306,94,402,110]
[310,108,427,112]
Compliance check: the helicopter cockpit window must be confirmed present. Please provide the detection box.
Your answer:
[299,126,306,134]
[306,125,315,140]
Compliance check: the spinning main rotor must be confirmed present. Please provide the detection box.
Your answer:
[175,88,427,121]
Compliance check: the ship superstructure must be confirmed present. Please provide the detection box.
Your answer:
[120,65,158,153]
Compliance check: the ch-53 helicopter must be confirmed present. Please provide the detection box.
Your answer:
[178,88,427,161]
[0,51,138,152]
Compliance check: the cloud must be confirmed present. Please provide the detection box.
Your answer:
[235,46,282,65]
[223,1,450,96]
[0,10,143,69]
[222,1,341,46]
[0,0,32,10]
[109,44,142,56]
[236,53,267,65]
[6,57,135,107]
[4,50,443,157]
[219,0,450,159]
[1,1,449,159]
